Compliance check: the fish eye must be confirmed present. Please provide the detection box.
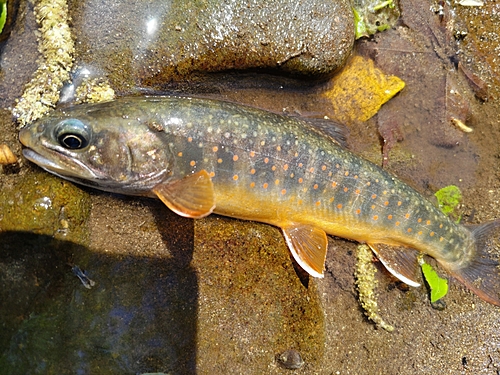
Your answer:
[54,119,91,150]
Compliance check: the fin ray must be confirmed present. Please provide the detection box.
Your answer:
[450,220,500,306]
[282,224,328,278]
[152,170,215,219]
[368,243,421,287]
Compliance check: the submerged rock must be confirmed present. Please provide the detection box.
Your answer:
[70,0,354,92]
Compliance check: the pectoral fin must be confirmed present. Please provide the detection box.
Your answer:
[368,243,421,287]
[282,224,328,278]
[152,170,215,219]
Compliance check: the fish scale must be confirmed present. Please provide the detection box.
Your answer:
[19,95,500,306]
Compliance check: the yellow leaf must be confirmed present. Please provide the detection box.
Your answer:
[323,55,405,123]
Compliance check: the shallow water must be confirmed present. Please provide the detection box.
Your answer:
[2,1,500,374]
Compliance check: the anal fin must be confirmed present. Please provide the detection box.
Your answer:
[152,170,215,219]
[282,224,328,278]
[368,243,421,287]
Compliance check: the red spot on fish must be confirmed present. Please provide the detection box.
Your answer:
[321,165,327,171]
[371,194,377,199]
[337,204,343,209]
[388,214,393,220]
[190,160,196,166]
[250,168,256,174]
[281,189,287,195]
[263,183,268,189]
[233,155,239,161]
[264,157,269,164]
[212,146,218,152]
[356,209,361,214]
[283,164,289,171]
[249,151,255,157]
[233,175,238,181]
[313,184,319,190]
[178,152,183,157]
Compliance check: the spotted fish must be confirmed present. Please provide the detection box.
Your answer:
[19,96,500,305]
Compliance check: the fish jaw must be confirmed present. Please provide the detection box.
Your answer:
[20,127,101,181]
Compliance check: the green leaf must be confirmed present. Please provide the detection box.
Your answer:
[421,262,448,303]
[434,185,462,220]
[0,1,7,35]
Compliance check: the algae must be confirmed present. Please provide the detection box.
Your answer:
[354,244,394,332]
[352,0,400,39]
[12,0,74,126]
[0,171,91,244]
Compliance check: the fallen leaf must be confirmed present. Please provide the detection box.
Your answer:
[323,55,405,124]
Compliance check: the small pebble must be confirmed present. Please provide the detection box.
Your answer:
[0,144,17,165]
[276,349,305,370]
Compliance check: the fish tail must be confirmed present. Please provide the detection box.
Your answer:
[451,220,500,306]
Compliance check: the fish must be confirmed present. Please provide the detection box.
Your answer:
[19,95,500,305]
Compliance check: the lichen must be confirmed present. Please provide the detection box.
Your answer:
[74,77,115,104]
[13,0,74,126]
[355,244,394,332]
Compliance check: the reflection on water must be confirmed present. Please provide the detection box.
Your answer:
[0,230,198,374]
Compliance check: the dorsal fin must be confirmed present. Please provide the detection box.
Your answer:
[302,118,349,147]
[282,224,328,278]
[152,170,215,219]
[368,243,421,287]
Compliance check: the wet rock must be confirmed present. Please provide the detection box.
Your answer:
[0,171,91,243]
[70,0,355,92]
[193,217,324,372]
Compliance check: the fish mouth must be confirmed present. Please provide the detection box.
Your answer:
[22,147,99,181]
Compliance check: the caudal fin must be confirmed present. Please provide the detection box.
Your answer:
[452,220,500,306]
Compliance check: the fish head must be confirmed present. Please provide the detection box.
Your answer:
[19,110,174,195]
